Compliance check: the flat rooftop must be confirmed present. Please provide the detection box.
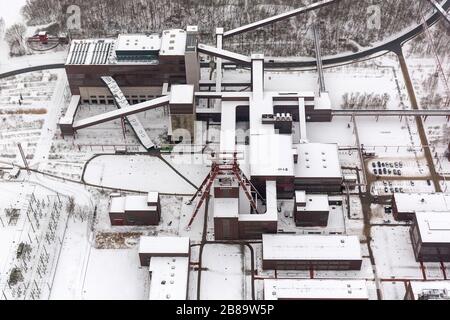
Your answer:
[66,29,187,65]
[213,198,239,218]
[148,256,189,300]
[415,211,450,244]
[264,279,369,300]
[394,193,450,213]
[125,195,157,212]
[262,234,362,261]
[294,143,342,179]
[139,236,190,256]
[408,281,450,300]
[296,194,329,212]
[160,29,187,56]
[250,133,294,177]
[109,196,125,214]
[116,34,161,52]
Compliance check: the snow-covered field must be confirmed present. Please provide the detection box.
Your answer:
[83,155,197,194]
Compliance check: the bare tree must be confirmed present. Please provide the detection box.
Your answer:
[4,23,27,57]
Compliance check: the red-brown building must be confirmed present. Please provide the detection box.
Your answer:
[138,236,190,300]
[262,234,363,271]
[404,281,450,300]
[410,211,450,262]
[264,279,369,300]
[294,191,330,227]
[109,192,160,226]
[392,192,450,221]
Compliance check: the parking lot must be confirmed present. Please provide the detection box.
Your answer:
[371,179,435,196]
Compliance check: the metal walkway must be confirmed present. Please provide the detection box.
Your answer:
[101,76,155,149]
[332,109,450,117]
[72,95,170,130]
[197,44,252,64]
[313,24,326,93]
[222,0,341,38]
[428,0,450,26]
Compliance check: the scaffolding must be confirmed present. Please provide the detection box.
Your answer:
[186,152,264,228]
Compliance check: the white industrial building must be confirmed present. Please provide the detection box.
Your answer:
[264,279,369,300]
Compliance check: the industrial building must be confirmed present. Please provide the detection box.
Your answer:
[404,281,450,300]
[294,191,330,227]
[65,28,200,102]
[264,279,369,300]
[410,211,450,262]
[392,192,450,220]
[138,236,190,300]
[262,234,363,270]
[109,192,160,226]
[59,5,343,242]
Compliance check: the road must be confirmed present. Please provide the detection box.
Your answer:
[395,46,443,193]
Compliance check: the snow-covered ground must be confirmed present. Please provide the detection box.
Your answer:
[371,226,446,280]
[83,155,197,194]
[200,244,249,300]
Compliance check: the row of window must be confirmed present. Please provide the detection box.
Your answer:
[83,95,161,105]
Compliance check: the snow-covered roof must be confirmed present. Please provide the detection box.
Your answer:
[160,29,187,56]
[213,198,239,218]
[169,85,194,105]
[262,234,362,261]
[294,143,342,179]
[66,39,115,65]
[296,194,329,212]
[116,34,161,52]
[295,191,307,205]
[109,197,125,214]
[147,192,159,205]
[394,193,450,213]
[125,195,157,212]
[314,92,332,110]
[250,134,294,177]
[148,256,189,300]
[59,95,80,125]
[408,281,450,300]
[264,279,369,300]
[415,211,450,244]
[139,236,190,256]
